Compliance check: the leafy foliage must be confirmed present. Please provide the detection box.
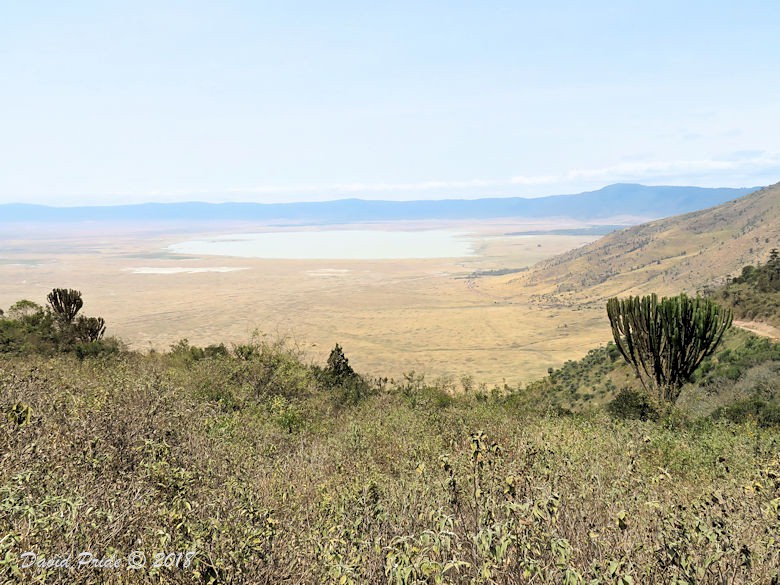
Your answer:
[713,398,780,428]
[1,348,779,583]
[731,248,780,292]
[607,388,659,421]
[326,343,355,382]
[74,315,106,342]
[519,328,779,422]
[2,281,780,582]
[320,343,371,404]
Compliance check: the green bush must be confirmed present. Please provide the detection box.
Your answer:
[607,388,659,421]
[1,293,109,356]
[74,337,122,360]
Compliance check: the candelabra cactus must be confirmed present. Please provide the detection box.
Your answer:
[606,293,732,405]
[75,315,106,342]
[46,288,84,324]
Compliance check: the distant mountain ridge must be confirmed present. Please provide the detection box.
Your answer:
[0,184,757,224]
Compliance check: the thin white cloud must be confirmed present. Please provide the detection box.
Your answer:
[564,153,780,182]
[509,175,558,186]
[237,152,778,198]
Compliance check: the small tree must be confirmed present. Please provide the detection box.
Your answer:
[606,293,732,406]
[326,343,356,384]
[47,288,83,324]
[324,344,369,404]
[7,300,44,320]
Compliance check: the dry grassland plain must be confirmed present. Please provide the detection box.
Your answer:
[0,220,612,385]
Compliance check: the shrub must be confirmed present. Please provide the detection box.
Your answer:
[607,388,659,421]
[74,315,106,342]
[74,337,122,360]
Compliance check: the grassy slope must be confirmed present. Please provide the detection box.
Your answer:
[522,328,780,420]
[514,182,780,303]
[1,347,779,584]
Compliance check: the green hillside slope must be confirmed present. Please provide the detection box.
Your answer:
[521,328,780,423]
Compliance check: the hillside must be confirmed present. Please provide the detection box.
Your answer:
[517,182,780,301]
[0,184,754,225]
[1,330,779,583]
[520,328,780,422]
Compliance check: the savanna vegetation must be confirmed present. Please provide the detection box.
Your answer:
[1,284,779,583]
[0,288,119,358]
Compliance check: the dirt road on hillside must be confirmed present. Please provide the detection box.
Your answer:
[733,320,780,341]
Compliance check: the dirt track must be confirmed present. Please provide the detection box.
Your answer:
[733,319,780,341]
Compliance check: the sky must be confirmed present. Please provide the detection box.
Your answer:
[2,1,780,206]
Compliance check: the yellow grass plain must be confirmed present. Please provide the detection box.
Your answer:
[0,220,612,386]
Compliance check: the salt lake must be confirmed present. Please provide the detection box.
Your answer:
[168,230,477,260]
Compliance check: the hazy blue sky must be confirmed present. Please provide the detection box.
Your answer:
[2,1,779,205]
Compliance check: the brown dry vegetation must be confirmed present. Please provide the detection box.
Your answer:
[2,341,779,583]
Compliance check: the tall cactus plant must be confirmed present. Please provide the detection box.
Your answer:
[606,293,732,405]
[47,288,84,324]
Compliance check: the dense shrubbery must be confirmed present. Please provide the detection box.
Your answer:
[315,343,373,405]
[607,388,659,421]
[522,343,626,411]
[521,328,780,427]
[549,343,622,393]
[695,335,780,386]
[1,347,779,583]
[713,397,780,428]
[729,249,780,292]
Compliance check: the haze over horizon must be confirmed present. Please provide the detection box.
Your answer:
[3,1,780,206]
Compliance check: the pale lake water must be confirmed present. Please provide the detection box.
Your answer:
[167,230,477,260]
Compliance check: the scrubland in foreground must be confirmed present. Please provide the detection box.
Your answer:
[2,334,779,584]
